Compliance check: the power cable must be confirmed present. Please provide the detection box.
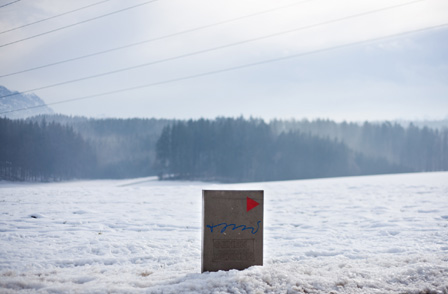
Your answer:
[0,0,20,9]
[1,22,446,116]
[0,0,424,98]
[0,0,158,48]
[0,0,316,78]
[0,0,112,35]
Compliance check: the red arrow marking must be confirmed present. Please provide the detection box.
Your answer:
[247,197,259,212]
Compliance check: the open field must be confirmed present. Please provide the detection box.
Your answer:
[1,172,447,293]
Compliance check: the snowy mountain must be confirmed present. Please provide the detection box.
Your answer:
[0,172,447,293]
[0,85,54,119]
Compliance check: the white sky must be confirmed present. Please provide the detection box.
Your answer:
[0,0,447,121]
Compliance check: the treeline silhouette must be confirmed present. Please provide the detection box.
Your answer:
[28,115,172,179]
[0,117,96,181]
[270,119,448,172]
[155,118,413,182]
[1,115,447,182]
[1,116,172,181]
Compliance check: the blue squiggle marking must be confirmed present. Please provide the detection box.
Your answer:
[206,220,261,235]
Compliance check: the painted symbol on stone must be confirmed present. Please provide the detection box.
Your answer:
[246,197,260,212]
[206,220,261,235]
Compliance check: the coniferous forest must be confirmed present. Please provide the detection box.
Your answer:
[155,118,409,182]
[1,115,447,182]
[0,117,96,181]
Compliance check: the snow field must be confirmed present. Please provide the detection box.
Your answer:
[0,172,447,293]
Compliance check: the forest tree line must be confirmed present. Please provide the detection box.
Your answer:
[28,115,172,179]
[1,116,172,181]
[1,115,447,182]
[155,118,416,182]
[0,117,96,181]
[270,119,448,172]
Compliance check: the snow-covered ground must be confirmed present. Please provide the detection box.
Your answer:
[1,172,447,293]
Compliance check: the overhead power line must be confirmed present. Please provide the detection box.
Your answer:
[0,0,112,35]
[0,0,20,9]
[0,0,424,98]
[0,0,316,78]
[0,0,158,49]
[1,22,447,116]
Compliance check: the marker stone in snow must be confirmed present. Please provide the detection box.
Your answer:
[202,190,263,272]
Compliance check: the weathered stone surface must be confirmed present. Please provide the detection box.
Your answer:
[202,190,263,272]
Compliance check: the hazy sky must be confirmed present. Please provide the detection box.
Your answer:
[0,0,447,121]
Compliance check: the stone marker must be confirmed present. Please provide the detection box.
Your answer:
[202,190,263,272]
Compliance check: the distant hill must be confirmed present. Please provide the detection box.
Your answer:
[0,85,54,119]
